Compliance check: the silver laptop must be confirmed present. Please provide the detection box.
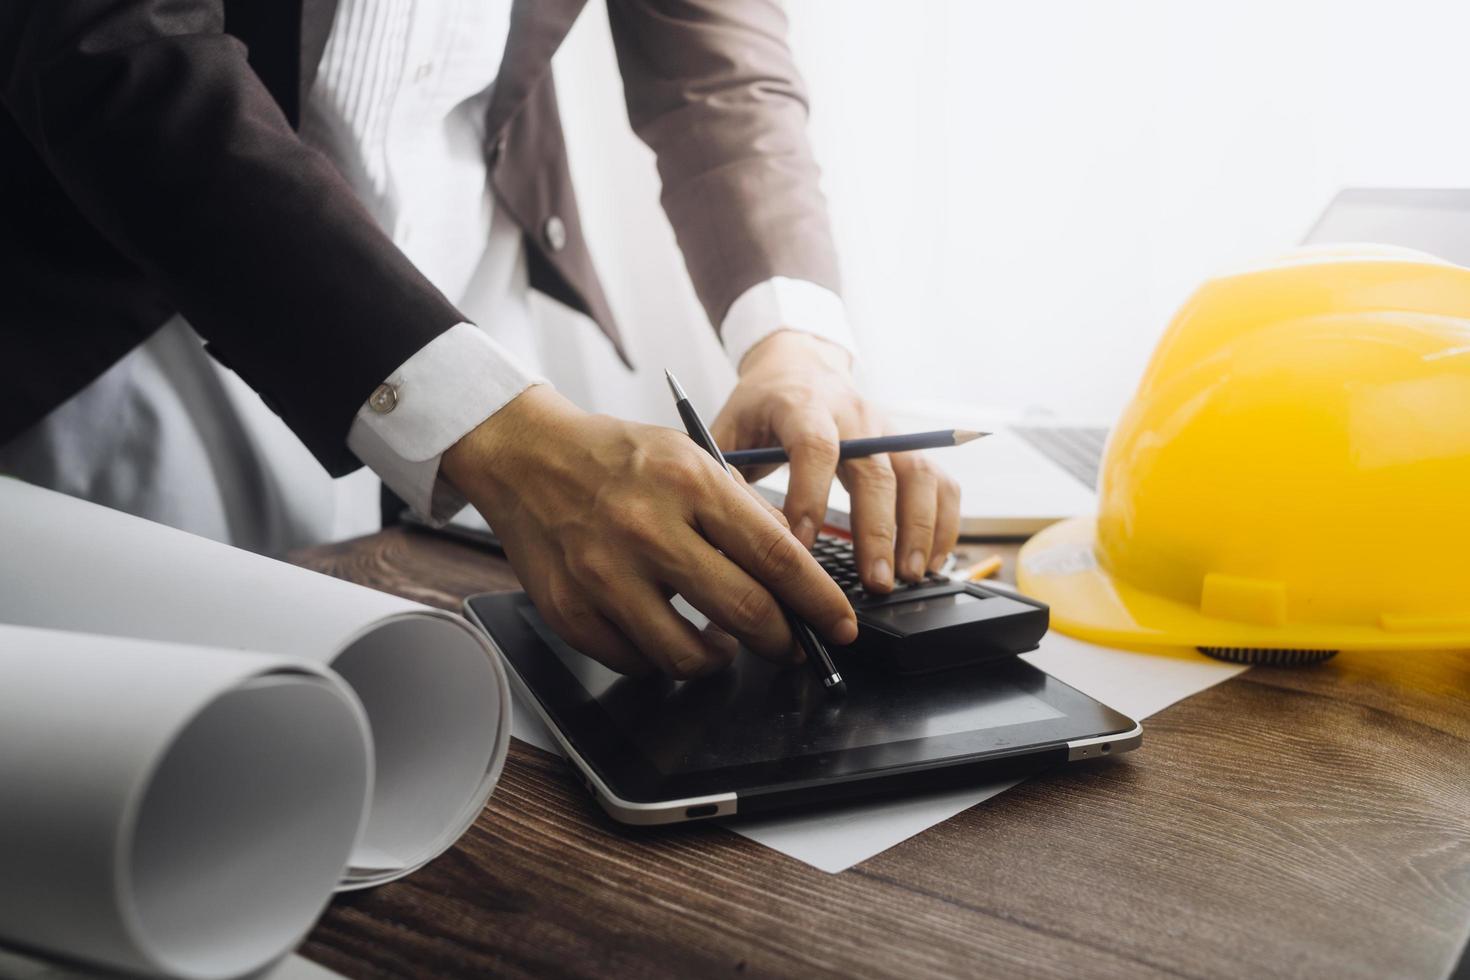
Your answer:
[764,188,1470,538]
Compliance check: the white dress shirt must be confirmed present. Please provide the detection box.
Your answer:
[308,0,857,522]
[0,0,857,557]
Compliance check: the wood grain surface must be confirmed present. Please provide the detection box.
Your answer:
[290,527,1470,979]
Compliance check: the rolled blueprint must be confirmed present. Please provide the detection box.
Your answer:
[0,625,372,979]
[0,478,512,888]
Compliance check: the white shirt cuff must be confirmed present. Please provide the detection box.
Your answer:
[720,277,858,370]
[346,322,545,523]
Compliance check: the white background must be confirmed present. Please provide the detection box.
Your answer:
[332,0,1470,537]
[538,0,1470,425]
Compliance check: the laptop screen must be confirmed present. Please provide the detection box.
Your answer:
[1303,189,1470,265]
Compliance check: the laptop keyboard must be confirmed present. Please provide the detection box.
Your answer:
[1011,426,1109,490]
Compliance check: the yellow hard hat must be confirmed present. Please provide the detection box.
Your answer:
[1017,244,1470,663]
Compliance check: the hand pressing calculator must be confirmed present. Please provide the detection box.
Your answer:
[810,533,1049,674]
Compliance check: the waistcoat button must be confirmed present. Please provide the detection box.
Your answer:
[543,215,567,252]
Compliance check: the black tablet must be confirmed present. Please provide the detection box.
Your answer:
[464,591,1141,825]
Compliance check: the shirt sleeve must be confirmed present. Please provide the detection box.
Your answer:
[346,322,545,523]
[720,277,858,371]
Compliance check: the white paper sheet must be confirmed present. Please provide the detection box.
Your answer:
[507,630,1245,874]
[0,478,511,889]
[729,632,1247,872]
[0,625,371,979]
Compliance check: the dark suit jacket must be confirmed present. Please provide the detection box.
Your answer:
[0,0,840,474]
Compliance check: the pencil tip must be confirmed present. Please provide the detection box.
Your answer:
[664,369,687,401]
[953,429,989,444]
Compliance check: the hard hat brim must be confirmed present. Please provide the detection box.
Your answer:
[1017,516,1470,652]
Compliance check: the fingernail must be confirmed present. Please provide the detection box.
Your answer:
[907,549,926,581]
[794,516,817,548]
[672,650,709,677]
[872,557,893,590]
[832,616,858,645]
[929,552,950,573]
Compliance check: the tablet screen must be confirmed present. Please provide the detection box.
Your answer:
[521,606,1064,776]
[467,590,1137,808]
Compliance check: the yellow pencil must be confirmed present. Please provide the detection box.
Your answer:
[961,554,1003,581]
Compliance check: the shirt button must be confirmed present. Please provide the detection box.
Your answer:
[543,215,567,252]
[412,62,433,83]
[369,383,399,414]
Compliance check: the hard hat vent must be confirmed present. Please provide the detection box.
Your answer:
[1198,647,1338,667]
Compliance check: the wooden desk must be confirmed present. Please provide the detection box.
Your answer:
[291,528,1470,979]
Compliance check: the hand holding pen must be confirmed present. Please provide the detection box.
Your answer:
[440,385,857,681]
[710,332,964,591]
[667,370,848,693]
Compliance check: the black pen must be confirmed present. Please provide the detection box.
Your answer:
[664,369,846,694]
[723,429,987,468]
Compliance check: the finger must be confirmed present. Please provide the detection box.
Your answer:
[535,579,649,675]
[770,407,840,550]
[711,399,769,458]
[698,622,741,664]
[930,472,963,572]
[839,453,899,593]
[892,452,940,582]
[697,483,858,645]
[730,468,790,530]
[656,525,798,663]
[598,580,735,680]
[735,462,782,485]
[710,411,739,455]
[712,401,782,486]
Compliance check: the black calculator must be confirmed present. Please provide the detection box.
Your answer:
[810,533,1049,674]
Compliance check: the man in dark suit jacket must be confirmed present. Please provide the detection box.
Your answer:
[0,0,960,677]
